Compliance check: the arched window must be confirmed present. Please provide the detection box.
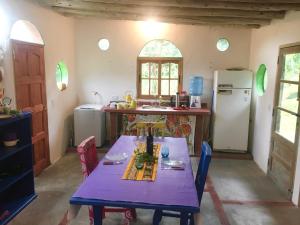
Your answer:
[137,39,183,99]
[10,20,44,45]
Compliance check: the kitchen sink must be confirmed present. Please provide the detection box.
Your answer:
[141,105,168,110]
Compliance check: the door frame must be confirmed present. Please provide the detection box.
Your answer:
[11,39,50,175]
[268,42,300,198]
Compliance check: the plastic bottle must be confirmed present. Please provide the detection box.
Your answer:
[175,92,180,107]
[189,76,203,96]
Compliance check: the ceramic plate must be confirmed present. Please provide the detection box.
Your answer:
[163,160,184,167]
[105,152,128,161]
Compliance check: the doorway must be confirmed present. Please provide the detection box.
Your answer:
[269,44,300,199]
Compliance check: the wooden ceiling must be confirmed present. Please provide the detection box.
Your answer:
[33,0,300,28]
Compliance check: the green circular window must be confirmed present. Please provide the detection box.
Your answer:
[56,61,69,91]
[256,64,267,96]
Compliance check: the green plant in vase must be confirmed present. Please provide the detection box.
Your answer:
[0,96,21,116]
[134,150,158,170]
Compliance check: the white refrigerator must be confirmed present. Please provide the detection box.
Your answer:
[212,70,252,153]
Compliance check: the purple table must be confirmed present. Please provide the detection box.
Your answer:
[70,135,199,225]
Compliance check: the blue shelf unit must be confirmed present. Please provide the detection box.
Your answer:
[0,112,37,225]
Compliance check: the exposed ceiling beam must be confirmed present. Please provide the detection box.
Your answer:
[53,7,267,27]
[45,1,285,19]
[68,0,300,11]
[34,0,300,28]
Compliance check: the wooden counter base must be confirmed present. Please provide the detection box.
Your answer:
[104,107,211,155]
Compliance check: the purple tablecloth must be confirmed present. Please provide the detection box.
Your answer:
[72,135,199,209]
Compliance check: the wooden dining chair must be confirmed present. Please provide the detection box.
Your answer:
[152,142,212,225]
[77,136,137,225]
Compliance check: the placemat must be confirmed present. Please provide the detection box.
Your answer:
[122,143,160,181]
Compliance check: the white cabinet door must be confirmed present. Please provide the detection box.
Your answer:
[213,89,251,152]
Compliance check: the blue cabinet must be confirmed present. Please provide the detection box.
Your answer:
[0,112,37,225]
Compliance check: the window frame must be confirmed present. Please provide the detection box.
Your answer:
[137,57,183,99]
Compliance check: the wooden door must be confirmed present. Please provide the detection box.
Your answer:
[12,40,50,176]
[269,44,300,199]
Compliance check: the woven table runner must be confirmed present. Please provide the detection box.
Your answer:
[122,143,161,181]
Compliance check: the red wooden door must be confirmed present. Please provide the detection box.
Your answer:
[12,40,50,175]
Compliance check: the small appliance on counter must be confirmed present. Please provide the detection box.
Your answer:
[108,95,126,108]
[170,91,190,108]
[189,76,203,108]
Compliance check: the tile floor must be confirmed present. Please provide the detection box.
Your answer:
[8,152,300,225]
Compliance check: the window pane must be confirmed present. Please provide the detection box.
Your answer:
[161,80,169,95]
[141,63,149,78]
[150,79,158,95]
[170,80,178,95]
[279,82,299,113]
[150,63,158,78]
[275,109,297,143]
[139,39,182,57]
[216,38,230,52]
[170,63,178,78]
[141,79,149,95]
[161,63,170,78]
[282,53,300,81]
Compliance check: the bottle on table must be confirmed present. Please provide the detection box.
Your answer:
[146,126,153,156]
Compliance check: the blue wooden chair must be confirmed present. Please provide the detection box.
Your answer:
[153,142,212,225]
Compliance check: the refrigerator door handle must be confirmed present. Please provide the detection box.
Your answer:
[218,89,232,95]
[218,84,233,88]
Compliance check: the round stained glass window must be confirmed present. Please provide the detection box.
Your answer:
[216,38,230,52]
[98,38,110,51]
[56,61,69,91]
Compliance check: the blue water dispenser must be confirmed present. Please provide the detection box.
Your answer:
[189,76,203,108]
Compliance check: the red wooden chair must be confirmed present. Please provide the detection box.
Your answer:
[77,136,137,225]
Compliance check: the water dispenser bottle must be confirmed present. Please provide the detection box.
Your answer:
[189,76,203,108]
[189,76,203,96]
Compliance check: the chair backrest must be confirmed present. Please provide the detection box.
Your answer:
[195,142,212,205]
[77,136,98,178]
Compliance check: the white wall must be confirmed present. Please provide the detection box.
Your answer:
[249,11,300,205]
[0,0,77,163]
[75,19,251,105]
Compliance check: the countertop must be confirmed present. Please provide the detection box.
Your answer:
[103,106,211,115]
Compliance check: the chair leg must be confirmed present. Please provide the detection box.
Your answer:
[124,208,134,220]
[102,208,105,219]
[93,206,103,225]
[123,208,134,225]
[180,212,189,225]
[189,213,195,225]
[153,209,163,225]
[130,208,137,220]
[88,207,94,225]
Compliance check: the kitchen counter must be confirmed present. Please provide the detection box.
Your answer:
[104,106,211,155]
[104,106,210,115]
